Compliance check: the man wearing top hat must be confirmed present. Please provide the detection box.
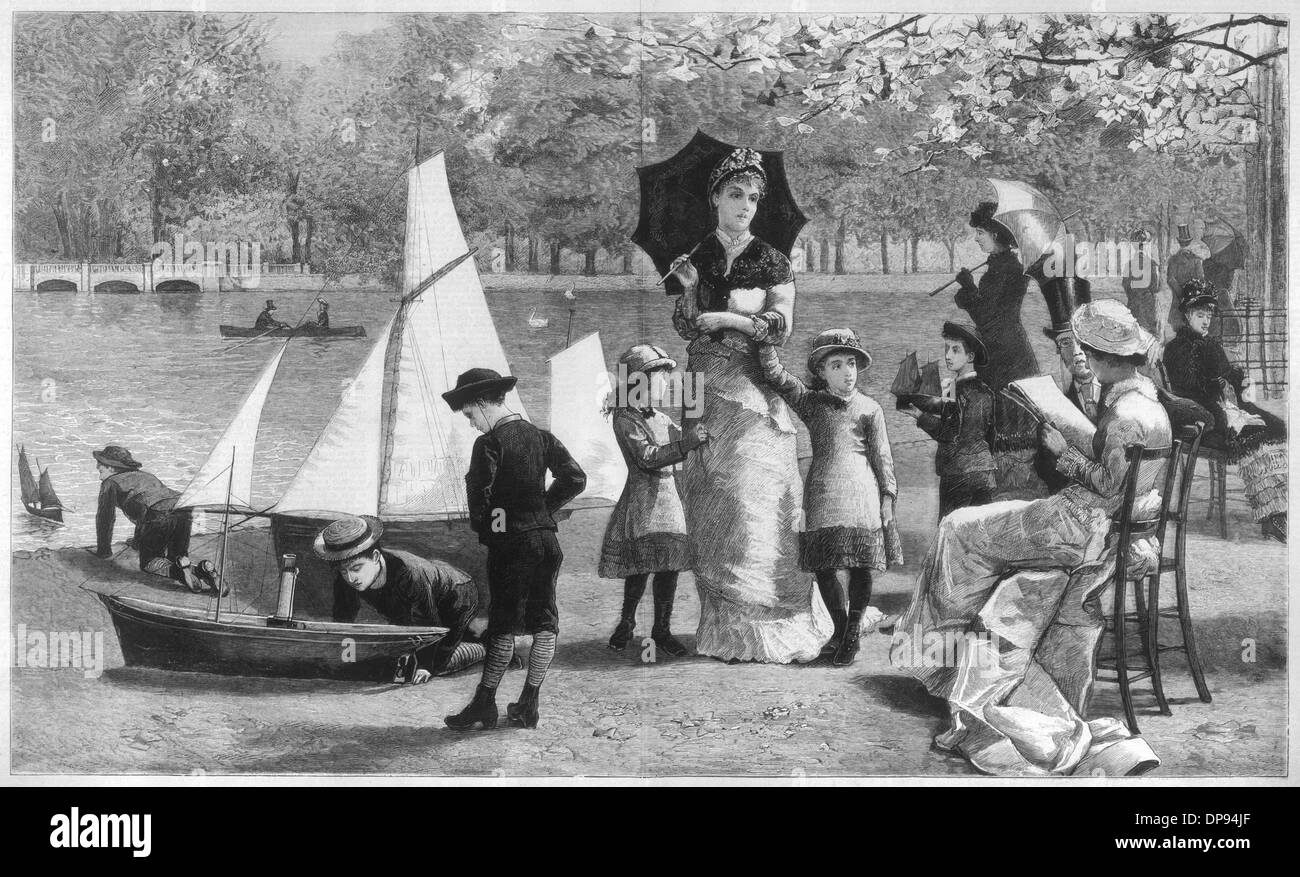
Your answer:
[254,299,290,331]
[1121,227,1163,339]
[1164,223,1207,338]
[315,515,490,680]
[440,367,586,731]
[94,445,211,593]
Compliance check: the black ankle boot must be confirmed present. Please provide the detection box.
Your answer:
[651,601,688,657]
[833,615,862,666]
[445,684,498,731]
[608,617,636,650]
[507,683,540,728]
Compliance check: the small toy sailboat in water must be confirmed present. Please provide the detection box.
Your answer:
[18,445,65,525]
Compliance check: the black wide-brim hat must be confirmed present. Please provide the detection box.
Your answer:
[1178,279,1218,313]
[314,515,384,562]
[442,367,518,410]
[941,321,988,367]
[92,445,143,470]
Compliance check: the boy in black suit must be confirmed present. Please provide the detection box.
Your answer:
[441,368,586,730]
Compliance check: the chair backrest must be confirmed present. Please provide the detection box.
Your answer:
[1113,438,1179,547]
[1162,423,1205,533]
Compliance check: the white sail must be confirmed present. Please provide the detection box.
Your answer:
[378,155,527,520]
[274,315,395,517]
[547,332,625,508]
[176,343,288,511]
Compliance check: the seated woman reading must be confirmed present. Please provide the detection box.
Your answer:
[890,300,1170,776]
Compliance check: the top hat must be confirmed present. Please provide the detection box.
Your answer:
[807,328,871,376]
[313,515,384,563]
[970,201,1016,248]
[441,367,518,410]
[265,299,277,311]
[940,321,989,367]
[93,445,143,470]
[1176,224,1193,245]
[620,344,677,374]
[1178,279,1219,313]
[1041,275,1094,338]
[1071,299,1153,357]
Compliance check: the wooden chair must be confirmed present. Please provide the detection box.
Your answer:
[1156,360,1228,538]
[1095,426,1213,734]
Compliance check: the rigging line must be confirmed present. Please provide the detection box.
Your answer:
[404,329,462,510]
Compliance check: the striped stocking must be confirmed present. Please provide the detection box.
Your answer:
[526,631,557,687]
[480,634,515,691]
[438,642,487,676]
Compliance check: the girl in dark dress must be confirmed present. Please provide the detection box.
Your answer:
[952,202,1042,497]
[1163,280,1287,542]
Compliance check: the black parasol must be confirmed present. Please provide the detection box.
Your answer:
[633,130,808,295]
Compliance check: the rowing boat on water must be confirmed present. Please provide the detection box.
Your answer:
[219,324,366,338]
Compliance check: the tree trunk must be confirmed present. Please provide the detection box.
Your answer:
[80,204,93,261]
[879,229,890,275]
[303,216,315,268]
[527,235,540,272]
[834,216,847,275]
[52,192,73,259]
[286,169,302,264]
[505,224,517,272]
[911,233,921,273]
[901,237,909,274]
[819,237,830,274]
[621,248,633,274]
[549,241,561,275]
[583,248,597,276]
[944,238,956,273]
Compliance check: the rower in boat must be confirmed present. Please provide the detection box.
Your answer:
[94,445,214,594]
[254,299,291,331]
[317,515,496,681]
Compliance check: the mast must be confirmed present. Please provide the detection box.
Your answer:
[215,448,235,623]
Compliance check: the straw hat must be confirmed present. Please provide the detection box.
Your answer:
[313,515,384,563]
[1070,300,1153,357]
[619,344,676,374]
[807,328,871,375]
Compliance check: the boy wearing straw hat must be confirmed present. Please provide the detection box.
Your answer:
[315,515,489,680]
[441,368,586,730]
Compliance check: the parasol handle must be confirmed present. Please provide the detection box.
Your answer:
[929,259,988,297]
[657,240,706,287]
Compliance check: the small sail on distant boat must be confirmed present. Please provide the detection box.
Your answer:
[547,332,625,511]
[18,445,65,525]
[92,147,526,680]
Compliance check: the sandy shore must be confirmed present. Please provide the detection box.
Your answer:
[8,452,1288,778]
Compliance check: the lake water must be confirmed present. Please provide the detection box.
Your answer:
[10,274,1073,552]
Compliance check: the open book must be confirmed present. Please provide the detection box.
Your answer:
[1003,375,1097,459]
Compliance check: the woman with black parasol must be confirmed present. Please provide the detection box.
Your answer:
[658,145,833,664]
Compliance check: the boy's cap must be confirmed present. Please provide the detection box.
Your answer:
[941,321,988,367]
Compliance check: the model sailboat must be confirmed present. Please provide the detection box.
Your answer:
[18,445,65,525]
[547,332,625,510]
[93,149,522,680]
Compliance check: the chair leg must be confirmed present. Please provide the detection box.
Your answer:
[1146,573,1172,716]
[1174,557,1213,704]
[1205,459,1218,522]
[1114,577,1140,735]
[1217,461,1228,540]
